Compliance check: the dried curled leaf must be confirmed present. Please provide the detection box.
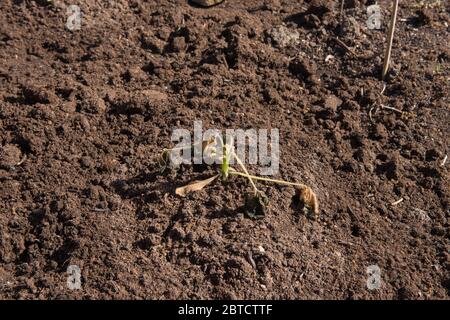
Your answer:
[295,186,319,216]
[202,136,216,152]
[202,136,218,160]
[175,175,219,197]
[158,149,171,173]
[244,191,269,219]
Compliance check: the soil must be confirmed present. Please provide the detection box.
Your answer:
[0,0,449,300]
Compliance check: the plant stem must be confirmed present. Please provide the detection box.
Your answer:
[229,169,307,189]
[230,152,259,194]
[339,0,345,25]
[221,144,230,180]
[382,0,399,79]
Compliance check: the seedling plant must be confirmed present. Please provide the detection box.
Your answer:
[159,135,318,218]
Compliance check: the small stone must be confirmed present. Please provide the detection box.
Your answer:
[191,0,224,7]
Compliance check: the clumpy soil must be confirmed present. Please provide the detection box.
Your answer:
[0,0,448,299]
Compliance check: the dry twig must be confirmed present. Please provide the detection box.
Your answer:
[382,0,400,79]
[335,38,358,57]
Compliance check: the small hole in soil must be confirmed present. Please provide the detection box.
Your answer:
[351,224,361,237]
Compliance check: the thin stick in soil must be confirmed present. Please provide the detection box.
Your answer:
[339,0,345,25]
[381,104,403,113]
[391,198,404,206]
[441,155,447,167]
[382,0,399,80]
[335,37,358,57]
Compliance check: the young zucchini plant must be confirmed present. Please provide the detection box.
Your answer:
[159,135,319,218]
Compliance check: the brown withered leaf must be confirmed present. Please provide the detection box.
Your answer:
[175,174,219,197]
[202,136,217,158]
[295,186,319,216]
[202,136,216,152]
[158,149,171,173]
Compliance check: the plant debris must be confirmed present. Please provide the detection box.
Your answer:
[244,191,269,219]
[162,134,319,219]
[295,186,319,216]
[175,174,219,197]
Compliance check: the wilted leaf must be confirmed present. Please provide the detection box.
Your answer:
[158,149,171,173]
[202,136,217,153]
[202,136,219,162]
[244,191,269,219]
[295,186,319,216]
[175,174,219,197]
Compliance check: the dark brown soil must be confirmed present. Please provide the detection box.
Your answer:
[0,0,448,300]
